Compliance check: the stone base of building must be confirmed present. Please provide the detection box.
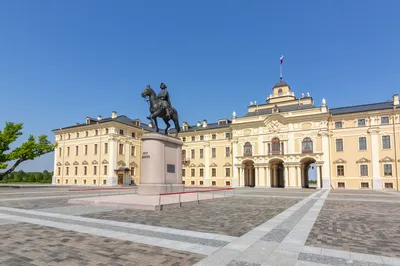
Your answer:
[322,178,331,189]
[138,184,184,195]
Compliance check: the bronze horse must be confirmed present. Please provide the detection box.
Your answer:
[141,85,180,136]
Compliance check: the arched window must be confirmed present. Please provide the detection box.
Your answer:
[243,142,252,156]
[278,88,283,95]
[271,138,280,154]
[302,137,313,153]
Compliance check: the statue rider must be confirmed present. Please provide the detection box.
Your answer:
[158,82,171,119]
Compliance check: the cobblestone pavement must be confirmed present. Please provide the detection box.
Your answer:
[0,197,71,209]
[0,222,205,266]
[84,197,300,237]
[305,199,400,258]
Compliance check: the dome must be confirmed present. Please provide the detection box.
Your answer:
[273,80,289,88]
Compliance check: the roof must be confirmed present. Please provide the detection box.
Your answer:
[244,103,315,117]
[169,121,231,134]
[53,115,155,132]
[330,101,394,115]
[273,80,289,88]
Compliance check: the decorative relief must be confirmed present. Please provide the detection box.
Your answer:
[243,129,252,135]
[210,162,218,167]
[223,162,232,167]
[57,162,62,166]
[82,160,88,165]
[189,163,196,167]
[102,159,109,164]
[92,160,98,165]
[356,157,371,163]
[301,123,312,130]
[117,160,126,166]
[197,163,205,167]
[333,158,347,164]
[65,162,70,166]
[379,156,394,163]
[73,161,79,165]
[130,161,138,167]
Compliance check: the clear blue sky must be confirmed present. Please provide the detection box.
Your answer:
[1,0,399,172]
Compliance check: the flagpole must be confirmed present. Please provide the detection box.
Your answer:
[280,63,282,81]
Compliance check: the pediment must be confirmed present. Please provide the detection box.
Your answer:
[223,162,232,167]
[189,163,196,167]
[379,156,394,163]
[73,161,79,165]
[356,157,371,164]
[263,114,287,133]
[210,162,218,167]
[197,163,205,167]
[130,161,138,167]
[102,159,108,164]
[82,160,89,165]
[92,160,98,165]
[65,162,70,166]
[117,160,126,166]
[333,158,347,164]
[57,162,62,166]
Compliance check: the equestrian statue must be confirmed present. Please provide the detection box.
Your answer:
[141,83,180,136]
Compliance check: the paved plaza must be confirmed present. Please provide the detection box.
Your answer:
[0,186,400,265]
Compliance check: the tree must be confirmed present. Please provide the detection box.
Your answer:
[0,122,56,181]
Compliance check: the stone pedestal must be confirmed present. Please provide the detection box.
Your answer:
[138,133,184,195]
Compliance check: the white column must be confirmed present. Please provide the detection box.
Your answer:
[320,131,331,188]
[255,167,260,187]
[240,167,245,187]
[273,165,278,187]
[297,166,302,188]
[284,165,289,187]
[108,138,117,186]
[266,166,271,187]
[232,141,239,187]
[258,166,266,186]
[204,143,210,186]
[316,165,321,188]
[370,129,382,189]
[289,166,296,188]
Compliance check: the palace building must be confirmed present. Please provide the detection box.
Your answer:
[52,80,400,190]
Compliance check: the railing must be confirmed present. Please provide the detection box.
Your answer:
[67,187,137,198]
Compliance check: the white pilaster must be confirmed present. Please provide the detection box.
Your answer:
[266,166,271,187]
[204,143,210,186]
[232,141,239,187]
[52,149,57,185]
[297,166,302,187]
[370,128,382,189]
[316,165,321,188]
[240,167,245,187]
[289,166,296,187]
[288,131,294,154]
[320,131,331,188]
[108,137,117,186]
[284,165,289,187]
[258,166,266,186]
[255,167,260,187]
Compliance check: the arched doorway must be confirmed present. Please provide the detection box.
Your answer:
[300,158,317,188]
[269,159,285,188]
[243,160,255,187]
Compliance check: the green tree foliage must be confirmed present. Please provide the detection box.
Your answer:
[0,122,56,180]
[0,170,53,184]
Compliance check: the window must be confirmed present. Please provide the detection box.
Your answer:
[225,168,230,177]
[75,167,78,175]
[68,134,70,139]
[200,168,204,177]
[132,132,136,138]
[302,138,313,153]
[225,147,230,157]
[226,132,231,139]
[93,180,96,185]
[359,137,367,150]
[131,167,135,176]
[337,165,344,176]
[360,165,368,176]
[271,138,280,154]
[104,143,108,154]
[335,122,342,128]
[361,182,369,188]
[84,166,87,175]
[83,179,87,184]
[226,181,231,186]
[105,129,109,134]
[182,181,185,185]
[385,183,393,189]
[244,142,253,156]
[336,139,343,152]
[119,129,124,135]
[338,182,345,188]
[57,179,60,184]
[84,145,88,155]
[74,179,77,184]
[191,149,195,159]
[278,88,283,95]
[182,169,186,177]
[86,131,89,137]
[103,180,107,185]
[384,164,392,176]
[93,166,97,175]
[358,119,365,126]
[75,146,79,155]
[65,179,68,184]
[94,144,98,154]
[200,149,204,158]
[104,165,108,175]
[191,136,195,142]
[119,144,124,154]
[76,132,79,138]
[200,181,203,185]
[95,130,98,136]
[212,181,216,186]
[212,168,216,177]
[191,181,195,185]
[200,135,204,141]
[381,116,389,124]
[182,137,186,142]
[382,136,391,149]
[212,134,216,140]
[57,167,61,175]
[67,147,70,156]
[59,148,62,157]
[212,148,216,158]
[131,146,136,156]
[191,169,195,177]
[66,167,69,176]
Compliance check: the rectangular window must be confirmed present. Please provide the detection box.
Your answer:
[57,167,61,175]
[212,134,216,140]
[226,181,231,186]
[336,139,343,152]
[226,132,230,139]
[200,135,204,141]
[104,143,108,154]
[191,136,195,142]
[381,116,389,124]
[131,146,136,156]
[84,166,87,175]
[104,165,108,175]
[59,147,62,157]
[103,179,107,185]
[132,132,136,138]
[361,182,369,188]
[225,168,230,177]
[335,121,342,128]
[94,144,98,154]
[384,164,392,176]
[200,168,204,177]
[182,137,186,142]
[83,179,87,184]
[75,146,79,155]
[200,181,203,185]
[105,129,109,134]
[358,119,365,126]
[93,179,96,185]
[119,144,124,154]
[359,137,367,150]
[93,166,97,175]
[382,135,391,149]
[212,181,216,186]
[57,179,60,184]
[75,167,78,175]
[66,167,69,176]
[84,145,88,155]
[385,183,393,189]
[74,179,77,184]
[95,130,98,136]
[212,168,216,177]
[212,148,216,158]
[338,182,345,188]
[119,129,124,135]
[200,149,204,158]
[337,165,344,176]
[191,169,195,177]
[65,179,68,184]
[225,147,230,157]
[360,165,368,176]
[131,167,135,176]
[191,149,195,159]
[182,181,185,185]
[67,147,70,156]
[191,181,195,185]
[182,169,186,177]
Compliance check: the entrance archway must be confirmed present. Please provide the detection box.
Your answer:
[269,159,285,188]
[300,158,317,188]
[243,160,255,187]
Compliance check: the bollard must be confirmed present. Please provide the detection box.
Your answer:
[197,192,199,205]
[179,194,182,208]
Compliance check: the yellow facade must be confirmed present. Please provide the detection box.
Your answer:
[52,82,400,190]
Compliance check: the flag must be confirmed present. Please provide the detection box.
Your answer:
[280,55,284,64]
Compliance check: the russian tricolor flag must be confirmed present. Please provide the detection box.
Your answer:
[280,55,284,64]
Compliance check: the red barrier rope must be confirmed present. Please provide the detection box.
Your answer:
[69,187,135,192]
[160,188,233,196]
